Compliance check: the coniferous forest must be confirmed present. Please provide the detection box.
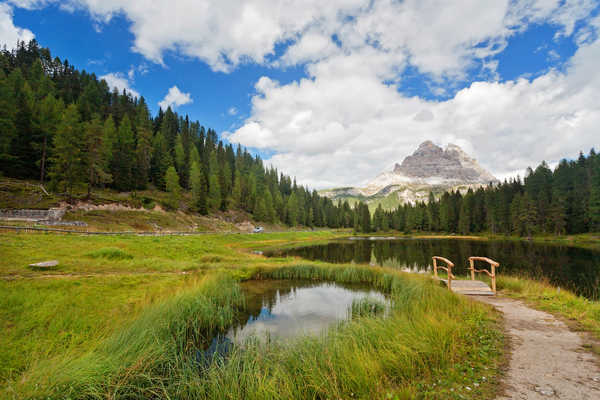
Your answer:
[367,154,600,236]
[0,40,356,228]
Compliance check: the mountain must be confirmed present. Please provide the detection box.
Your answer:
[321,141,499,209]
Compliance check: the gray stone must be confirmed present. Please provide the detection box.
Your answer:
[29,260,59,268]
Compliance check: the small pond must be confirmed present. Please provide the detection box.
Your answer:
[227,280,388,344]
[265,238,600,299]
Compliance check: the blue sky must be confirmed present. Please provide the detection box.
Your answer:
[2,1,600,188]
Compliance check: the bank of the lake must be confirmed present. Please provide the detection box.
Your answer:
[1,231,505,399]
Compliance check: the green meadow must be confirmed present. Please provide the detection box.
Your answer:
[2,231,505,399]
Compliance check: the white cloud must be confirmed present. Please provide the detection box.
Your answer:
[228,107,238,116]
[228,16,600,188]
[158,86,192,110]
[99,72,140,98]
[10,0,594,77]
[0,3,34,49]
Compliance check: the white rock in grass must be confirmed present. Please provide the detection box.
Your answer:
[29,260,59,268]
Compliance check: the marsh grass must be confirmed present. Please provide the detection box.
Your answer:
[351,297,387,318]
[5,265,503,399]
[86,247,134,260]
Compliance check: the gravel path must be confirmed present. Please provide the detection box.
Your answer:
[476,296,600,399]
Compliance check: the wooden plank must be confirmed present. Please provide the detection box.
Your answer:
[439,279,495,296]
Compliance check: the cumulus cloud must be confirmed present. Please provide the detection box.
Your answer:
[228,17,600,188]
[158,86,192,110]
[0,3,34,49]
[99,72,140,98]
[9,0,594,77]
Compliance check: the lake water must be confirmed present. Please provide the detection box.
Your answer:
[227,280,387,344]
[266,238,600,299]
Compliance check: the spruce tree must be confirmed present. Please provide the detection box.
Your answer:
[111,114,135,191]
[190,161,208,214]
[164,166,181,210]
[85,114,111,195]
[49,104,85,197]
[208,172,221,211]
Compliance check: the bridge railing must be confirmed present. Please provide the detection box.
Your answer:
[468,257,500,294]
[432,256,455,291]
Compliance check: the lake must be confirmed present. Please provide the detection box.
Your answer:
[266,238,600,299]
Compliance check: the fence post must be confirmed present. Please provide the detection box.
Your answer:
[469,258,475,281]
[433,257,438,278]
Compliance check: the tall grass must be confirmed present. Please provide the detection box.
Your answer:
[8,265,502,399]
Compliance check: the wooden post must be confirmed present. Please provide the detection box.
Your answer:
[469,258,475,281]
[447,269,452,291]
[433,258,438,278]
[491,264,496,294]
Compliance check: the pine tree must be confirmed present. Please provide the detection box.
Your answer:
[34,95,63,183]
[164,166,181,210]
[85,114,111,195]
[231,170,242,209]
[49,104,85,197]
[208,172,221,211]
[588,160,600,232]
[111,114,135,191]
[134,98,153,190]
[286,192,299,226]
[189,161,208,214]
[254,197,267,221]
[549,194,567,235]
[151,132,172,190]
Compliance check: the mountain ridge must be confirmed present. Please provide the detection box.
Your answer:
[321,141,498,209]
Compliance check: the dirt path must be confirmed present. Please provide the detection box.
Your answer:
[476,296,600,399]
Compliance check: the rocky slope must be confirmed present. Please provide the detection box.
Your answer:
[321,141,498,209]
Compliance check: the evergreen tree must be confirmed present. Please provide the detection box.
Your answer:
[164,166,181,210]
[189,161,208,214]
[208,172,221,211]
[588,159,600,232]
[286,192,299,226]
[111,114,135,191]
[85,114,111,195]
[49,104,85,197]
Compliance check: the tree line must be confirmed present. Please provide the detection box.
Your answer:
[362,151,600,236]
[0,40,360,228]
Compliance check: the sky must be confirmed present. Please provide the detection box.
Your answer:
[1,0,600,189]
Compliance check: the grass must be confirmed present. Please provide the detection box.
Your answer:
[3,265,503,399]
[0,231,505,399]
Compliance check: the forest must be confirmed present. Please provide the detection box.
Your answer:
[366,152,600,236]
[0,40,356,228]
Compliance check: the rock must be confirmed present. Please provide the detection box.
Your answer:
[534,386,555,396]
[321,140,500,207]
[28,260,59,268]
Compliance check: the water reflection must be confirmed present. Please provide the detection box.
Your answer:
[227,280,387,344]
[267,239,600,299]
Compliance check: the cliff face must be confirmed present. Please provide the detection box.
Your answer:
[321,141,499,208]
[393,141,497,183]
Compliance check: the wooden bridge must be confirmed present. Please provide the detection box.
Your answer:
[432,256,499,296]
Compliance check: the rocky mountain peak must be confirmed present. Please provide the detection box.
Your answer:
[390,141,498,184]
[321,140,499,206]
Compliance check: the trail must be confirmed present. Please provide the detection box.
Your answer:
[476,296,600,399]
